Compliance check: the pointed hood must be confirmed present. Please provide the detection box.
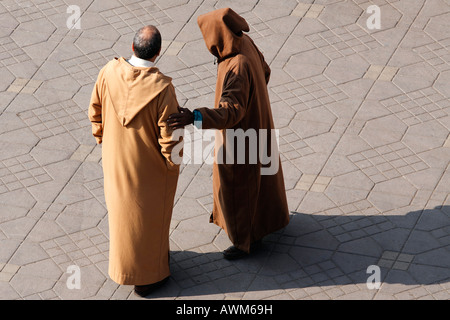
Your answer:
[103,58,172,126]
[197,8,250,61]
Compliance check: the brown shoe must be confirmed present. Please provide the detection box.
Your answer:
[134,277,169,297]
[223,245,248,260]
[223,240,262,260]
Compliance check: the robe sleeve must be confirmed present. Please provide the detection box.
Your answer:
[157,83,183,169]
[88,67,106,144]
[196,60,250,130]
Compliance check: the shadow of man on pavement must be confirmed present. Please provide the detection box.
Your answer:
[141,205,449,299]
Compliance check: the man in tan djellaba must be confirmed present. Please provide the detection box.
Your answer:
[88,26,183,297]
[168,8,290,260]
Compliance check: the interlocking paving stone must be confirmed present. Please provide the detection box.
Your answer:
[59,49,119,86]
[381,87,450,126]
[0,34,32,66]
[347,142,429,183]
[0,0,448,301]
[305,24,382,60]
[364,65,399,81]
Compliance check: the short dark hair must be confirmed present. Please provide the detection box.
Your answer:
[133,26,161,60]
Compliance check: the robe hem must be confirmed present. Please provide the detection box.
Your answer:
[109,269,171,286]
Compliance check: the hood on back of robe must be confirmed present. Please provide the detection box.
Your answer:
[197,8,250,61]
[103,57,172,127]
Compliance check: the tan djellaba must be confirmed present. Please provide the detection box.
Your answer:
[89,57,183,285]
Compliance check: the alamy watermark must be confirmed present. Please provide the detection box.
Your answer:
[67,5,81,30]
[366,5,381,30]
[366,265,381,290]
[66,265,81,290]
[170,127,281,176]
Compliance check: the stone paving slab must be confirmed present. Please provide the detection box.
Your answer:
[0,0,449,300]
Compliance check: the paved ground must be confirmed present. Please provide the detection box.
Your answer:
[0,0,449,300]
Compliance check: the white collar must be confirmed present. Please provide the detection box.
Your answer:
[128,55,154,68]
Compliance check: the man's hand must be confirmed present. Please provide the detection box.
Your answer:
[167,107,194,130]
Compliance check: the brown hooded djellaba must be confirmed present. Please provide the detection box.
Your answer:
[88,58,182,285]
[195,8,290,253]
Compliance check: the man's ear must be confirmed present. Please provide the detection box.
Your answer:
[132,42,135,52]
[150,48,161,62]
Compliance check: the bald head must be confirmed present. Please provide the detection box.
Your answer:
[133,25,162,61]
